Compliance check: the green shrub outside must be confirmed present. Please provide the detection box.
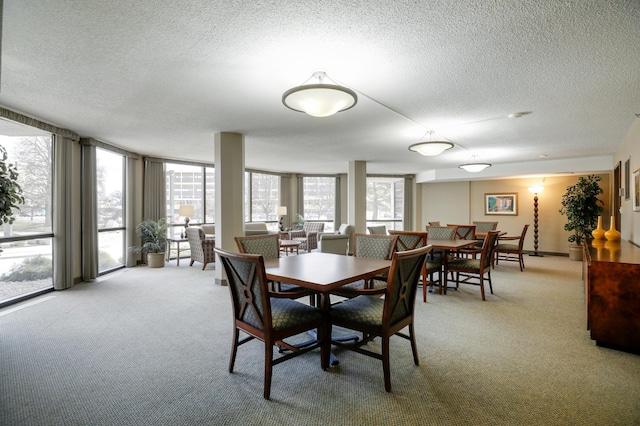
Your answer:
[1,255,52,281]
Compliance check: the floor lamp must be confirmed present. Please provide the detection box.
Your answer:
[528,184,544,257]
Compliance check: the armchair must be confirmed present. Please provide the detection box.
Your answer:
[338,223,355,255]
[318,233,350,255]
[185,227,215,270]
[288,222,325,252]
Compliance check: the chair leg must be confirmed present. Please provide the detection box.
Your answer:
[479,275,486,301]
[409,323,419,366]
[423,276,428,303]
[382,336,391,392]
[229,328,240,373]
[488,271,493,294]
[202,262,207,270]
[519,254,524,271]
[264,342,273,399]
[190,260,195,267]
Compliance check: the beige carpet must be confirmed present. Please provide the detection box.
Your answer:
[1,254,639,425]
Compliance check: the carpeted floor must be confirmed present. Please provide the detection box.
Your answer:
[1,255,639,425]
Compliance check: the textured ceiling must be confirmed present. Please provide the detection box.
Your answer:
[1,0,639,180]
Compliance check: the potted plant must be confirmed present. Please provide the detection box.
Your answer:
[559,175,604,261]
[129,218,168,268]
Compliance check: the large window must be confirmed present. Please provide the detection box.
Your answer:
[301,176,335,232]
[367,177,404,231]
[166,163,214,239]
[245,172,280,231]
[97,148,125,273]
[0,134,54,303]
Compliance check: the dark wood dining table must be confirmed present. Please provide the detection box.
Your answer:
[264,252,391,367]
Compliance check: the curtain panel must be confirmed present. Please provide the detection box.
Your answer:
[81,144,99,280]
[143,159,166,222]
[53,136,75,290]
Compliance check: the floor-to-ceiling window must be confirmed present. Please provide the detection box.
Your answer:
[97,148,125,273]
[0,133,54,303]
[245,171,280,231]
[165,162,214,243]
[367,176,404,231]
[301,176,335,232]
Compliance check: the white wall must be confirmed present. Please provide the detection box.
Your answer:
[615,117,640,245]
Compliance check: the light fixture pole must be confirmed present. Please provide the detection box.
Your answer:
[528,184,544,257]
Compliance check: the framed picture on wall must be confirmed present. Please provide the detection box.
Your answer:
[485,193,518,216]
[633,168,640,212]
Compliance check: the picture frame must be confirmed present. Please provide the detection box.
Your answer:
[633,168,640,212]
[625,158,631,199]
[485,192,518,216]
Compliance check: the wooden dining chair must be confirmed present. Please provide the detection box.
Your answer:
[448,224,478,259]
[331,234,398,298]
[235,234,316,302]
[446,230,500,300]
[329,245,432,392]
[388,230,442,302]
[214,248,326,399]
[493,224,530,271]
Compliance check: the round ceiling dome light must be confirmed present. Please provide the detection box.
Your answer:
[282,72,357,118]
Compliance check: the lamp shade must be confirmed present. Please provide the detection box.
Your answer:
[528,185,544,194]
[458,162,491,172]
[408,141,454,156]
[178,205,194,217]
[282,72,357,117]
[276,206,287,216]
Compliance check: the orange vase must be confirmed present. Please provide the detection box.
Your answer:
[604,216,621,241]
[591,216,605,240]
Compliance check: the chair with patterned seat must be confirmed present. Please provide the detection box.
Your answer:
[288,222,325,252]
[493,224,530,271]
[329,245,432,392]
[446,230,500,300]
[330,234,398,298]
[472,221,499,247]
[388,230,442,302]
[235,234,316,302]
[214,247,326,399]
[448,224,478,258]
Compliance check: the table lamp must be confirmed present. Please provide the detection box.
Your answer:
[178,205,195,229]
[276,206,287,231]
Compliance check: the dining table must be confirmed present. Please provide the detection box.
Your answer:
[264,252,391,367]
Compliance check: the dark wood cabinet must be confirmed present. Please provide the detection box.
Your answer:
[584,239,640,353]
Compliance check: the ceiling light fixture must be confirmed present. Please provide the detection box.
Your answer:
[408,131,454,156]
[282,71,357,117]
[458,155,491,172]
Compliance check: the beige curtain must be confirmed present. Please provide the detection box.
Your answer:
[143,159,166,222]
[81,144,98,280]
[53,136,75,289]
[126,157,138,267]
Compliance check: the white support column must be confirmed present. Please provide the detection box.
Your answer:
[348,160,367,234]
[214,132,245,285]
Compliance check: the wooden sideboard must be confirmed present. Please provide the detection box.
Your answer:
[583,239,640,354]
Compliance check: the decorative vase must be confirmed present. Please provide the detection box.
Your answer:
[604,215,621,241]
[591,216,605,240]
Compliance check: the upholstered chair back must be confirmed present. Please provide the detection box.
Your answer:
[353,234,398,260]
[235,233,280,259]
[425,225,457,240]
